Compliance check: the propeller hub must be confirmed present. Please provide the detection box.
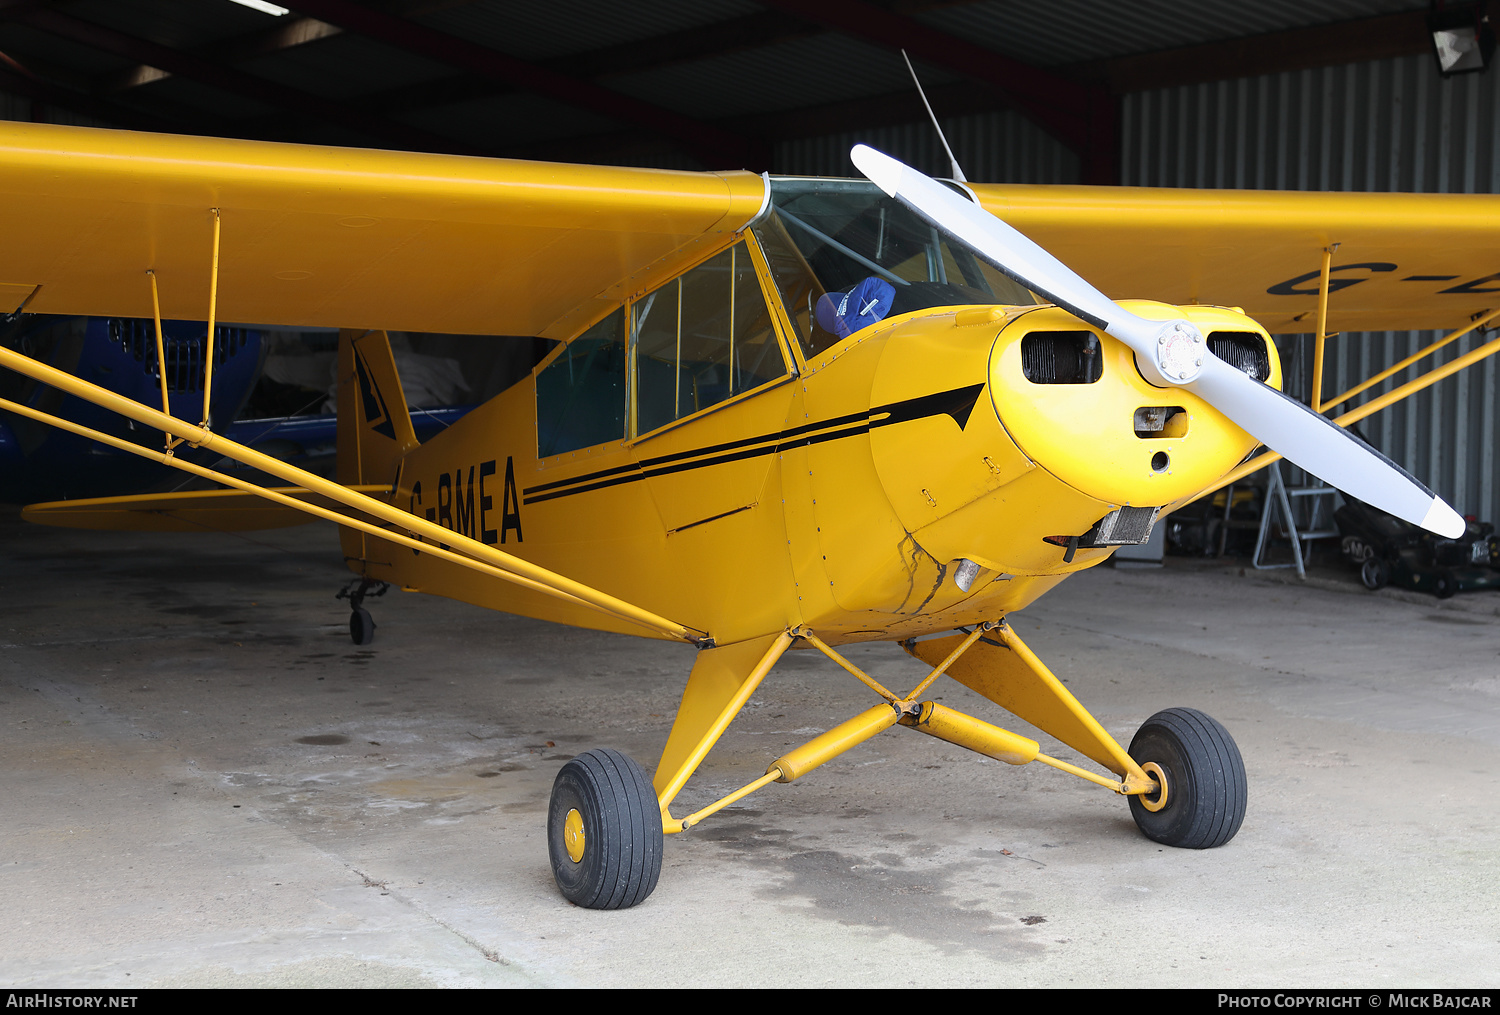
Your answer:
[1154,321,1206,383]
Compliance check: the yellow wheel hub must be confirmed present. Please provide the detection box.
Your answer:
[564,807,586,863]
[1139,761,1170,813]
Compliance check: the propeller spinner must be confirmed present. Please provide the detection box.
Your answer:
[849,144,1465,539]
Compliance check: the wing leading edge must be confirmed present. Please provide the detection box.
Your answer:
[7,122,1488,340]
[0,121,766,339]
[967,183,1500,334]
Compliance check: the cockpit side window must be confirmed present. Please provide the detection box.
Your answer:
[634,241,787,437]
[751,215,835,360]
[536,307,627,457]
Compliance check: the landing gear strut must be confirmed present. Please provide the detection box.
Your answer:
[335,578,388,645]
[544,626,1250,910]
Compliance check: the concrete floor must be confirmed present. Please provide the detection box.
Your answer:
[2,508,1498,988]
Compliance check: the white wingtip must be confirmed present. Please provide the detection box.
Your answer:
[1421,497,1467,539]
[850,144,902,196]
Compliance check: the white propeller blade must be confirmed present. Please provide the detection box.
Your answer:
[850,144,1465,538]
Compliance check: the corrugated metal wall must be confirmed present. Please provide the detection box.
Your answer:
[1121,55,1500,192]
[1123,53,1500,525]
[773,108,1081,183]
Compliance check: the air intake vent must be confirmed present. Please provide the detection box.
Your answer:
[1020,330,1101,384]
[107,319,254,393]
[1208,331,1270,382]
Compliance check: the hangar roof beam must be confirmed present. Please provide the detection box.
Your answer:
[97,15,342,95]
[281,0,767,169]
[0,59,200,135]
[0,0,475,154]
[751,0,1117,184]
[342,9,819,137]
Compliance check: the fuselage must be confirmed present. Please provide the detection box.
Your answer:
[344,176,1277,646]
[362,297,1276,647]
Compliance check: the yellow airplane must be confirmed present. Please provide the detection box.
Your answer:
[3,122,1499,911]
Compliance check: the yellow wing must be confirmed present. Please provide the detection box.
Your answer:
[0,121,765,340]
[971,183,1500,334]
[21,485,394,532]
[4,121,1493,341]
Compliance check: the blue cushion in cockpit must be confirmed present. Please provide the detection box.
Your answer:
[815,276,895,339]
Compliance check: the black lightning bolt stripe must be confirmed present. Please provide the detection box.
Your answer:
[521,383,984,506]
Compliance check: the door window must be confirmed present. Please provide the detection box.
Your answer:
[634,242,786,436]
[535,307,627,457]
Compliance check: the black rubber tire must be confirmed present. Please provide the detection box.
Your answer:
[548,748,663,910]
[1361,557,1390,590]
[1434,571,1457,599]
[349,607,375,645]
[1127,708,1246,849]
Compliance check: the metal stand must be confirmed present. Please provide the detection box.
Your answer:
[1251,461,1339,578]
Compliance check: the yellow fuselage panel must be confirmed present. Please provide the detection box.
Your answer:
[370,372,802,645]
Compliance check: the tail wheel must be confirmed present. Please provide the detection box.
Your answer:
[1128,708,1246,849]
[349,607,375,645]
[548,749,662,909]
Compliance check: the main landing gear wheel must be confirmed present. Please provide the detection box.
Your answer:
[548,748,663,910]
[1127,707,1247,849]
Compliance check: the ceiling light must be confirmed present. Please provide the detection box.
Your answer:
[228,0,291,15]
[1428,1,1495,76]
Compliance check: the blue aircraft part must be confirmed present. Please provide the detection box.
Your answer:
[0,416,20,467]
[1,316,264,503]
[74,317,263,424]
[3,315,479,505]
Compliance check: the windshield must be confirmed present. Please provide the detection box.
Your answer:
[753,177,1038,360]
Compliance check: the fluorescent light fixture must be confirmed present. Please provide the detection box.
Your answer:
[1428,1,1495,76]
[228,0,291,15]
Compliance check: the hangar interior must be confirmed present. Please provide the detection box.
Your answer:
[1,0,1499,989]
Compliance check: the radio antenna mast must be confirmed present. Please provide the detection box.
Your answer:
[902,49,966,182]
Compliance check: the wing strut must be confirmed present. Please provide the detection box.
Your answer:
[3,393,642,627]
[0,344,708,644]
[146,270,171,426]
[201,207,221,429]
